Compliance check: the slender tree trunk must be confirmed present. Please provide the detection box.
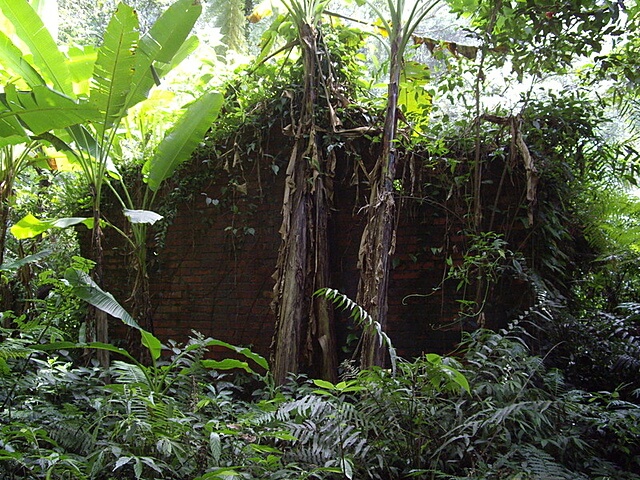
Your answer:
[271,23,337,384]
[0,185,12,321]
[357,27,403,369]
[89,196,109,367]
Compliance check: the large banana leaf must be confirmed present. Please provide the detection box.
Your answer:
[0,249,51,272]
[67,45,97,97]
[153,35,200,79]
[0,99,27,139]
[0,30,44,87]
[126,0,202,109]
[10,213,93,239]
[64,268,162,360]
[90,2,138,138]
[0,0,73,96]
[143,92,223,192]
[36,341,138,365]
[0,84,98,135]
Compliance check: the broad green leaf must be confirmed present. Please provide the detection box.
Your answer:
[0,0,73,96]
[53,217,93,228]
[0,30,44,86]
[0,249,51,271]
[145,0,201,63]
[64,268,162,360]
[1,84,98,135]
[140,330,162,361]
[0,132,28,148]
[313,379,336,390]
[195,469,243,479]
[341,458,354,480]
[31,0,58,41]
[188,338,269,371]
[65,268,138,328]
[209,432,221,463]
[90,2,139,136]
[144,92,223,192]
[36,341,138,364]
[114,456,132,470]
[10,213,92,239]
[67,45,97,96]
[153,35,200,79]
[123,209,163,225]
[201,358,253,373]
[126,0,201,108]
[0,94,28,138]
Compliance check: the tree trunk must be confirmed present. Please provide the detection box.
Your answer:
[357,27,403,369]
[0,187,12,322]
[89,197,110,367]
[271,22,337,384]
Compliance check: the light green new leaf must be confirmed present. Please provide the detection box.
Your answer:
[0,0,73,96]
[126,0,201,108]
[153,35,200,79]
[10,213,93,239]
[313,378,336,390]
[90,2,139,136]
[200,358,253,373]
[0,30,44,87]
[67,45,97,96]
[1,84,98,135]
[144,92,223,192]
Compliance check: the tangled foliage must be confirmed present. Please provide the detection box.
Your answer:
[1,320,639,479]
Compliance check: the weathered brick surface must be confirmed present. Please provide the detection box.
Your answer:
[97,146,531,365]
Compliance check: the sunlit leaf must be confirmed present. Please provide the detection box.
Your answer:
[123,209,163,225]
[0,0,73,95]
[144,92,223,192]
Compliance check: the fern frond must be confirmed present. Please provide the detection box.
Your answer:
[316,288,398,374]
[515,444,588,480]
[0,339,33,361]
[111,360,150,389]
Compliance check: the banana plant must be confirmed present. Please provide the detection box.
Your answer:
[107,90,223,337]
[355,0,442,368]
[267,0,339,384]
[0,0,209,365]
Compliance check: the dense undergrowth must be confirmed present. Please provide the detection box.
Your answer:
[1,307,639,479]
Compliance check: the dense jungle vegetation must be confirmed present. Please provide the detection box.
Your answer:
[1,0,640,478]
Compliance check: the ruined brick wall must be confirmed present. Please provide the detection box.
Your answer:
[97,145,532,363]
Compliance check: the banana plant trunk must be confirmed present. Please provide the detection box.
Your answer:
[89,196,110,367]
[271,22,337,385]
[0,177,10,269]
[357,24,403,369]
[0,183,11,317]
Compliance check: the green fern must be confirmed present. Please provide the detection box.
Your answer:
[316,288,398,373]
[515,445,588,480]
[248,391,373,476]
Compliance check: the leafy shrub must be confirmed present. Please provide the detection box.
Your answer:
[540,303,640,396]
